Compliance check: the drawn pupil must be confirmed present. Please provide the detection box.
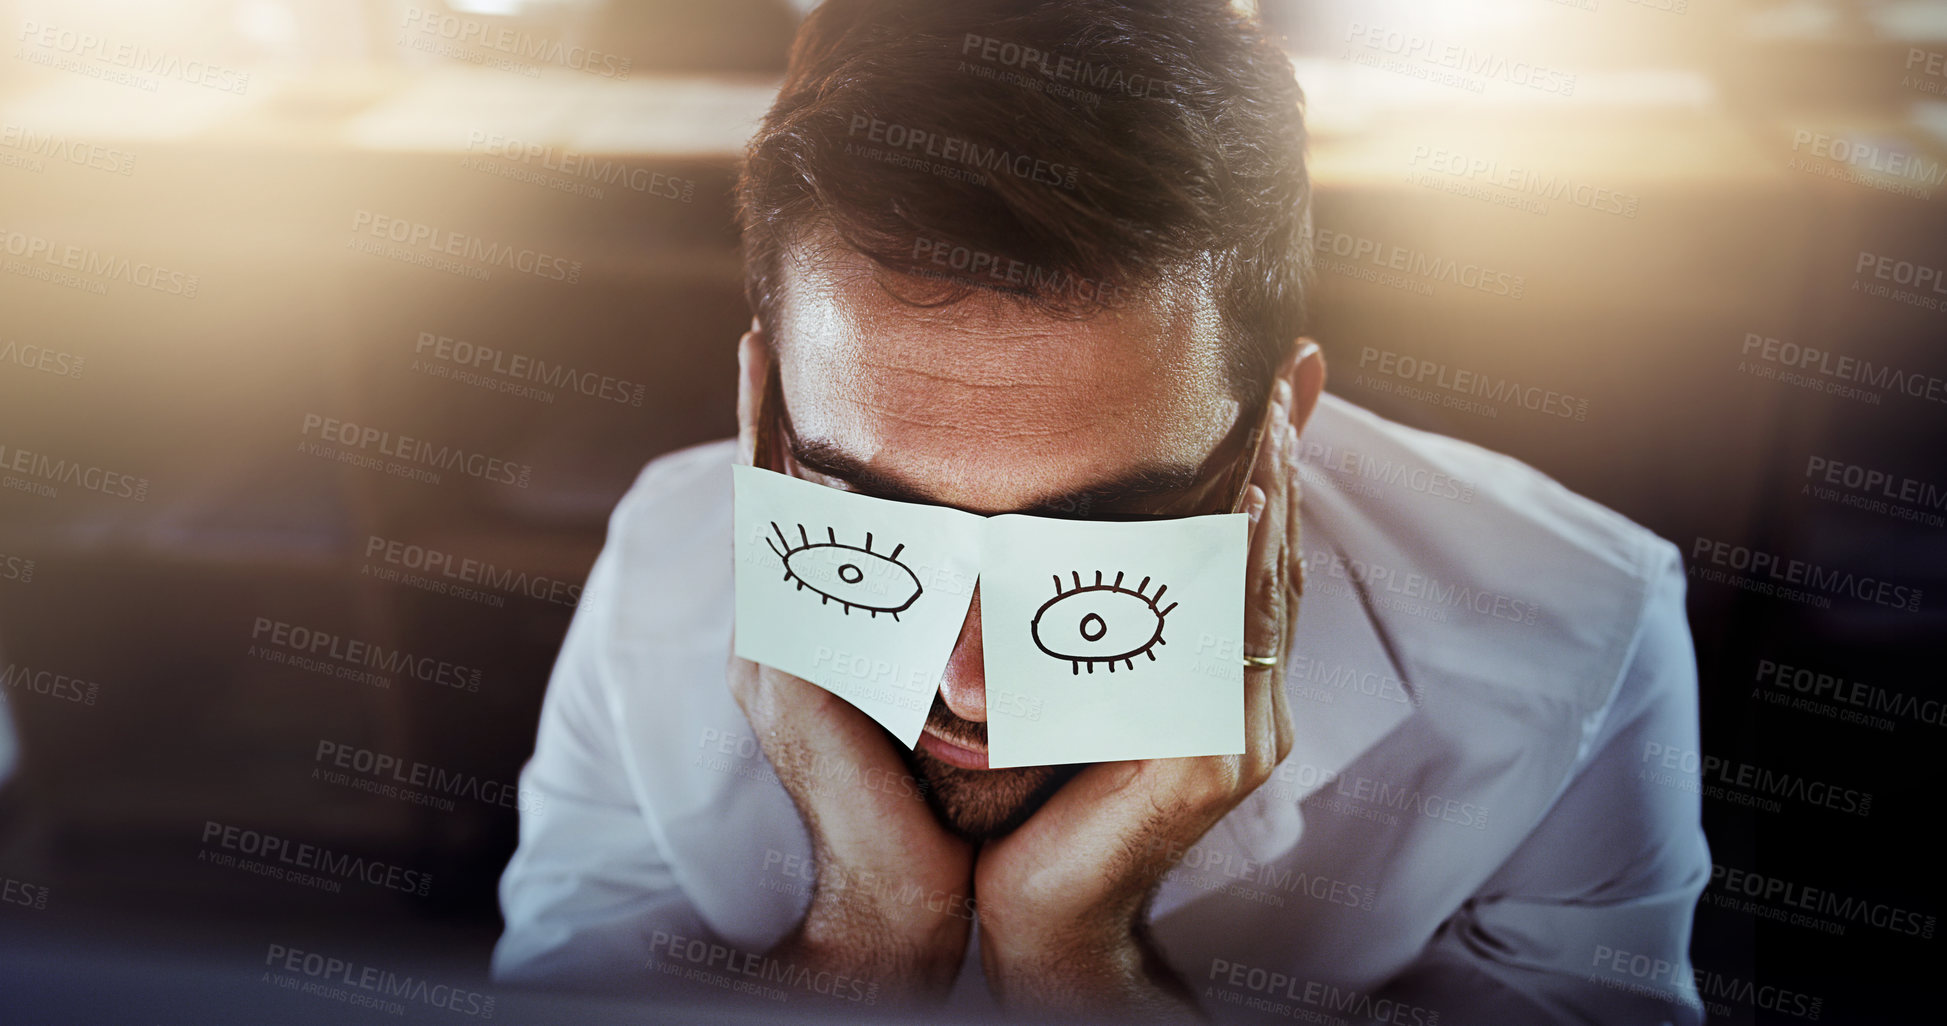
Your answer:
[1079,612,1107,641]
[838,563,863,584]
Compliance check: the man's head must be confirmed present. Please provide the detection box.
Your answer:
[734,0,1316,840]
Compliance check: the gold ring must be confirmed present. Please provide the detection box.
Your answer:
[1242,654,1280,669]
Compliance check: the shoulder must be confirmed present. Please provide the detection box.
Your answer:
[1298,394,1685,719]
[593,439,739,641]
[612,438,737,540]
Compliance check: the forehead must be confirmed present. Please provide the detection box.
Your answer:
[772,245,1239,514]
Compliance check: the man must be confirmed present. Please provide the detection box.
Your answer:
[493,1,1710,1022]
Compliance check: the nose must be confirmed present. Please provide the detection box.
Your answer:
[937,584,986,722]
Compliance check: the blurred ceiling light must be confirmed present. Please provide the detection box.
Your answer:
[1914,101,1947,146]
[1871,0,1947,41]
[449,0,600,14]
[234,0,298,48]
[1747,0,1845,39]
[1403,0,1543,38]
[449,0,528,14]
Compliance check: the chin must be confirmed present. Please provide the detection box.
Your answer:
[903,748,1078,842]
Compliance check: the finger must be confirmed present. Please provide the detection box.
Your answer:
[1283,403,1305,634]
[1243,392,1294,786]
[1244,379,1292,664]
[734,329,765,468]
[1275,358,1310,765]
[1269,408,1297,767]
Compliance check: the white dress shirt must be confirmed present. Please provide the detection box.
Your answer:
[492,394,1711,1025]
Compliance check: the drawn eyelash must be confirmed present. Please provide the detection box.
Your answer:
[1029,570,1177,674]
[767,522,924,618]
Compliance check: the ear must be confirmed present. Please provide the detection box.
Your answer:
[735,319,772,468]
[1283,338,1326,437]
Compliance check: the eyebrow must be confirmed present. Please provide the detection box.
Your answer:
[787,435,1205,518]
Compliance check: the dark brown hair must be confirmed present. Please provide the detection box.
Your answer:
[736,0,1311,400]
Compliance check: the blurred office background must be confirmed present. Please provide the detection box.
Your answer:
[0,0,1942,1022]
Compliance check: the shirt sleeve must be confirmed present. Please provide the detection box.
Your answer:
[1372,542,1712,1026]
[490,516,710,991]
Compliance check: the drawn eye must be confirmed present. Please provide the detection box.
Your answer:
[767,522,923,618]
[1030,570,1177,674]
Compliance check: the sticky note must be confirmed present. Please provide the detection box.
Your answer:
[979,513,1247,767]
[733,466,1248,765]
[732,466,983,745]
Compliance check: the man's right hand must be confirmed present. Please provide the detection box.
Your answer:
[727,326,975,1003]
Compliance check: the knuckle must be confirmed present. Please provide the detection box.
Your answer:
[1210,757,1245,795]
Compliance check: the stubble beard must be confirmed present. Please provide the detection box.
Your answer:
[899,694,1080,842]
